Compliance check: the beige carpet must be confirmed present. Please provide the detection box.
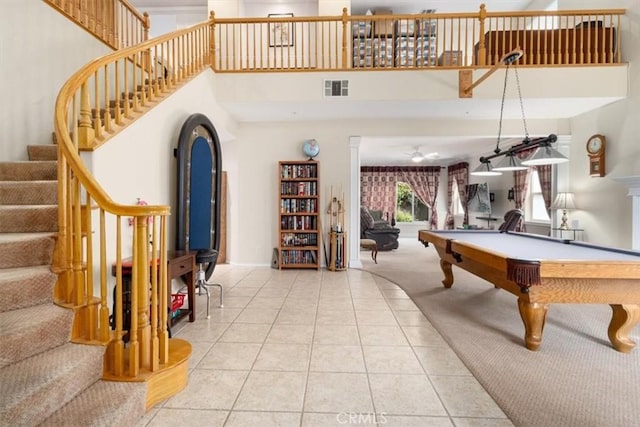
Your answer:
[362,237,640,427]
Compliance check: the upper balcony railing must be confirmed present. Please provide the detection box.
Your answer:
[210,5,625,72]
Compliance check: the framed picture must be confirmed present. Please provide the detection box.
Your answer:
[268,13,294,47]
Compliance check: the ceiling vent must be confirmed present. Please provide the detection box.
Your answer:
[324,80,349,97]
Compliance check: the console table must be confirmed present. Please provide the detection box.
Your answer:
[552,228,584,241]
[111,251,196,332]
[476,216,498,229]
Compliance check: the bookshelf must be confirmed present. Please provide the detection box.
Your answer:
[278,161,321,270]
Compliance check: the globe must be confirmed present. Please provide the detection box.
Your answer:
[303,139,320,159]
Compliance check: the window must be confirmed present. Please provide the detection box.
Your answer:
[451,179,465,216]
[525,170,550,222]
[396,182,428,222]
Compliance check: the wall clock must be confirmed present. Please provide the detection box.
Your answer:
[586,134,606,177]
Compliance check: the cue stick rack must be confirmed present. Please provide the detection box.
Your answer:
[327,185,347,271]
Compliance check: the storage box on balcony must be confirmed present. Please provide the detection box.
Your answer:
[418,19,437,36]
[438,50,462,66]
[353,56,373,68]
[394,19,416,36]
[394,36,416,49]
[373,8,393,36]
[352,21,371,37]
[416,36,436,52]
[416,55,437,66]
[353,38,373,56]
[373,37,393,67]
[395,52,416,67]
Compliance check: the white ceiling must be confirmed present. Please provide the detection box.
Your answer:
[129,0,619,166]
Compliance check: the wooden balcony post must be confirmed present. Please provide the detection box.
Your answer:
[341,8,348,69]
[143,12,150,42]
[209,11,216,70]
[477,3,487,66]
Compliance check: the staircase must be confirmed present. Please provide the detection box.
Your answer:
[0,141,147,425]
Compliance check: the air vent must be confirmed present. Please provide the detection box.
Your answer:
[324,80,349,97]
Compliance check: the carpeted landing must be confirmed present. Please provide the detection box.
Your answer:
[362,237,640,427]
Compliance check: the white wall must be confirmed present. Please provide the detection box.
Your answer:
[231,121,350,265]
[563,0,640,248]
[87,71,237,262]
[1,0,112,161]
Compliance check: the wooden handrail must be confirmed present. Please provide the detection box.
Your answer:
[53,16,215,386]
[43,0,149,49]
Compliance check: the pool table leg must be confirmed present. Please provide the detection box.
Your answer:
[440,259,454,288]
[517,298,549,351]
[608,304,640,353]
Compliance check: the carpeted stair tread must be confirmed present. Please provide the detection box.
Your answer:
[0,132,150,423]
[0,161,57,181]
[0,233,56,269]
[0,304,73,369]
[41,379,146,426]
[0,342,105,426]
[0,265,56,312]
[0,180,58,205]
[27,144,58,161]
[0,205,58,232]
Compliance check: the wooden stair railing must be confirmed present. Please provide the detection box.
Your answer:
[53,14,215,404]
[43,0,149,50]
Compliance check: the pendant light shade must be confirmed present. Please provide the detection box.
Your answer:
[492,153,528,171]
[471,161,502,176]
[521,145,568,166]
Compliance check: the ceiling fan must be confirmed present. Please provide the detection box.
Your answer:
[405,146,439,163]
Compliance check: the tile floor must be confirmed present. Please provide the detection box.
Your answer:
[139,263,513,427]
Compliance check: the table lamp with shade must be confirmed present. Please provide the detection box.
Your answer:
[551,192,577,230]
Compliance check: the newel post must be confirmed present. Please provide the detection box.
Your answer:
[77,82,95,149]
[341,8,348,69]
[209,11,216,70]
[143,12,150,42]
[134,218,152,371]
[477,3,487,66]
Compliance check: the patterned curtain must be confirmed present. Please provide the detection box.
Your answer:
[444,162,469,229]
[360,167,397,219]
[535,165,552,213]
[512,169,530,232]
[395,166,441,229]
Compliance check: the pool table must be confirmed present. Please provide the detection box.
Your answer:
[418,230,640,352]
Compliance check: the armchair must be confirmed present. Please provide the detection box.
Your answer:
[360,207,400,251]
[499,209,524,232]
